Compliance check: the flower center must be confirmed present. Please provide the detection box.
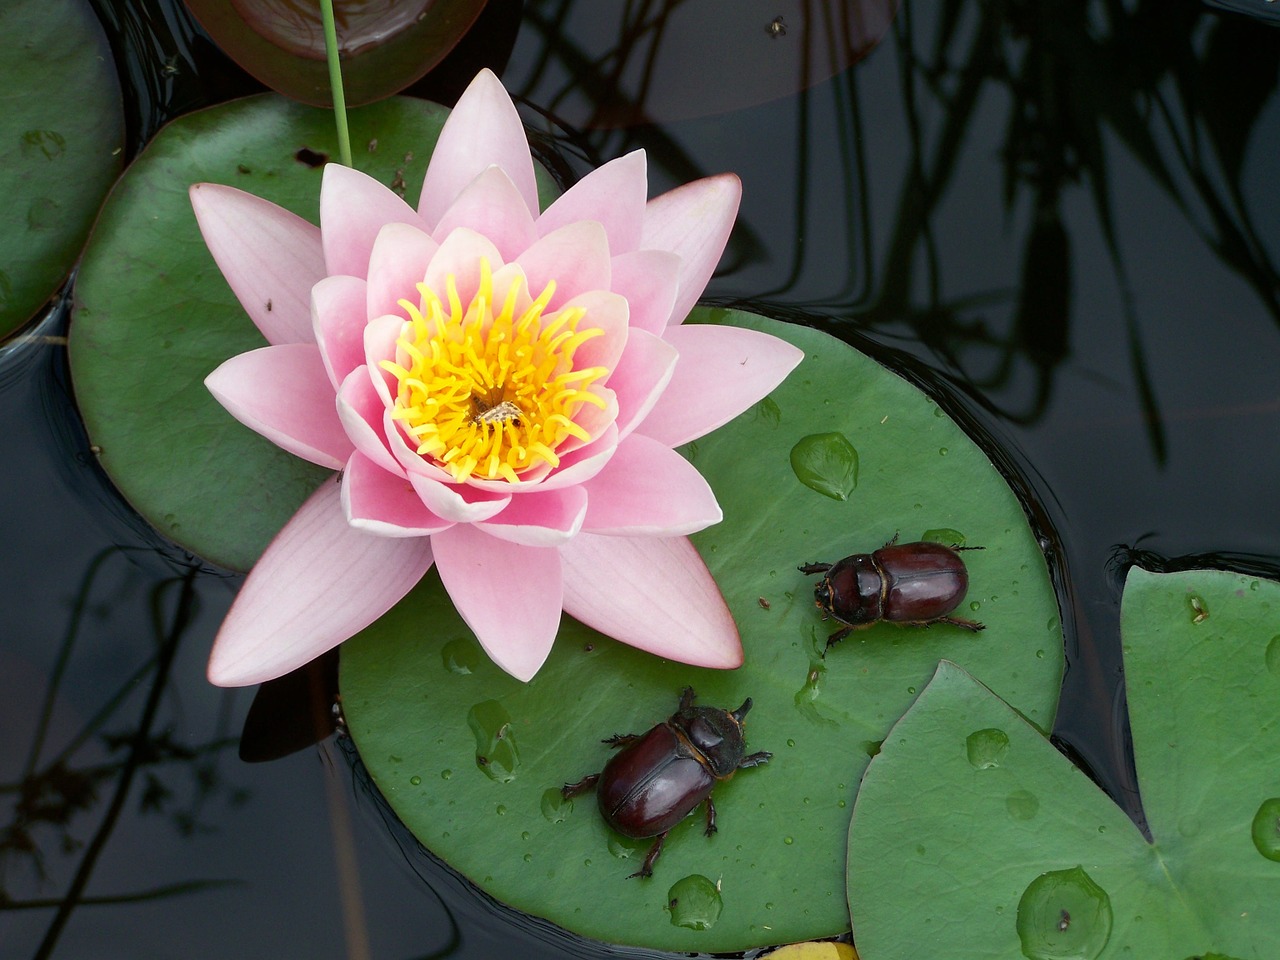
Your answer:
[379,259,609,483]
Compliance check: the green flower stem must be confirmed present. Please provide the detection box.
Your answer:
[320,0,352,167]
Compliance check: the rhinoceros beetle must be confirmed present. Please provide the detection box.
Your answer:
[799,535,985,649]
[561,687,770,878]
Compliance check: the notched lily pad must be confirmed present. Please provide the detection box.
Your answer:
[340,313,1063,953]
[0,0,124,338]
[847,567,1280,960]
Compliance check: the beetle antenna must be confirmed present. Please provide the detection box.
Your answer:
[730,698,754,724]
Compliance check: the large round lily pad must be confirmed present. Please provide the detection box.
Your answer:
[0,0,124,338]
[846,567,1280,959]
[340,314,1064,953]
[69,94,554,571]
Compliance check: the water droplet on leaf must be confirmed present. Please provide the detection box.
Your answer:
[467,700,519,782]
[1250,797,1280,861]
[667,875,723,930]
[1265,636,1280,675]
[540,787,571,823]
[789,432,859,500]
[1006,790,1039,820]
[442,637,481,675]
[921,528,965,546]
[1016,866,1112,960]
[409,775,421,786]
[966,728,1011,770]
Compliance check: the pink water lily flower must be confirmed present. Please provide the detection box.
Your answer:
[193,69,803,686]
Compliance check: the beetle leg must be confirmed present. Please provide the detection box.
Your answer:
[882,532,900,549]
[561,773,600,798]
[602,733,642,748]
[952,544,985,552]
[823,626,852,651]
[738,750,773,769]
[935,615,986,632]
[798,561,831,574]
[704,795,717,836]
[628,832,668,879]
[677,686,697,711]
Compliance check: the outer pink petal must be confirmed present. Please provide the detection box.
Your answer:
[207,481,434,686]
[640,174,741,326]
[476,486,587,546]
[336,368,405,476]
[420,69,539,229]
[190,183,322,345]
[341,451,454,536]
[312,275,369,390]
[536,150,647,253]
[431,166,537,262]
[608,329,678,439]
[528,422,620,491]
[639,325,805,446]
[366,222,438,321]
[609,249,680,335]
[432,524,562,681]
[560,533,742,668]
[581,435,721,536]
[408,472,510,523]
[206,344,353,469]
[515,221,611,310]
[320,164,426,279]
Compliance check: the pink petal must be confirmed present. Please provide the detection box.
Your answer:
[515,221,611,310]
[363,314,405,408]
[610,249,680,335]
[639,324,804,446]
[530,422,620,491]
[335,367,405,476]
[419,69,539,230]
[640,174,741,326]
[581,435,721,536]
[536,150,647,253]
[408,472,511,523]
[562,290,628,376]
[341,451,453,536]
[190,183,323,345]
[608,329,678,439]
[366,222,438,322]
[320,164,426,279]
[206,344,352,469]
[431,166,537,262]
[476,486,587,546]
[560,533,741,668]
[432,524,562,681]
[312,275,369,390]
[207,480,434,686]
[424,227,505,308]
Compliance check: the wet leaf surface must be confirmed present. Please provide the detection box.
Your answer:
[847,567,1280,959]
[341,313,1062,952]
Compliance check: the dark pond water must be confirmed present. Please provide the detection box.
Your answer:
[4,0,1279,957]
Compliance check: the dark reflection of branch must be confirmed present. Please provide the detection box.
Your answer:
[0,551,241,956]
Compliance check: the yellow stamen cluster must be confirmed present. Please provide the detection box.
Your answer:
[379,259,609,483]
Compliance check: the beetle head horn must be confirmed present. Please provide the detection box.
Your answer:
[731,698,754,724]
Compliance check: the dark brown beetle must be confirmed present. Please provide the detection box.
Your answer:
[799,535,985,649]
[561,687,771,878]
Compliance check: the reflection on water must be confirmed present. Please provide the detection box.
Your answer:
[3,0,1280,956]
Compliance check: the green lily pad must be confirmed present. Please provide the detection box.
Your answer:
[846,567,1280,959]
[68,93,556,571]
[339,314,1063,952]
[0,0,124,338]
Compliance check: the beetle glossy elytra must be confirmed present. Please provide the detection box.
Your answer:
[561,687,771,878]
[799,535,985,648]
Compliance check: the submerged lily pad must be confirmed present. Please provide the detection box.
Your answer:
[0,0,124,338]
[846,568,1280,959]
[339,313,1063,952]
[68,94,555,571]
